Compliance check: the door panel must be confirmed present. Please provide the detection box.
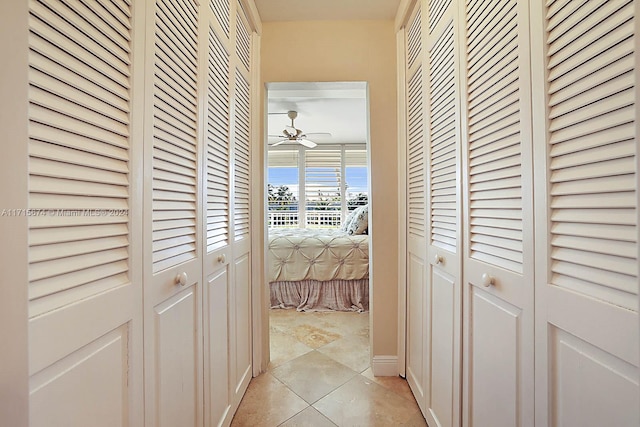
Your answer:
[425,0,462,424]
[206,268,231,427]
[461,0,535,425]
[155,286,200,427]
[30,326,130,427]
[530,0,639,424]
[232,251,252,399]
[407,249,428,410]
[144,0,203,425]
[27,0,142,425]
[469,287,520,427]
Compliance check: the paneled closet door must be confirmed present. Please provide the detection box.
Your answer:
[26,1,143,426]
[202,0,233,425]
[229,0,254,407]
[460,0,535,426]
[424,0,462,426]
[531,1,639,425]
[143,0,203,426]
[404,1,429,414]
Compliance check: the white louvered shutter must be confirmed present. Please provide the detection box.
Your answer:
[546,0,637,309]
[429,0,450,34]
[211,0,230,38]
[233,69,250,241]
[151,0,199,272]
[28,0,132,312]
[429,22,457,253]
[466,0,523,274]
[408,66,426,238]
[206,27,230,252]
[304,148,343,228]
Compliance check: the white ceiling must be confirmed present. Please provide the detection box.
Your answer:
[267,82,368,147]
[254,0,401,22]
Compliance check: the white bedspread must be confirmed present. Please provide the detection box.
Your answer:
[268,228,369,282]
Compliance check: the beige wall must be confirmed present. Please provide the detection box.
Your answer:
[261,20,399,356]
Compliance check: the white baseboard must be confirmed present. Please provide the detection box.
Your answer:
[371,355,398,377]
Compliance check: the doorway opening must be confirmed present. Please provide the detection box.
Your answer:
[263,81,372,374]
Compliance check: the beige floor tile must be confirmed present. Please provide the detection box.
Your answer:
[292,323,342,348]
[313,375,423,427]
[270,330,313,369]
[317,334,370,373]
[231,373,308,427]
[270,351,358,404]
[361,368,417,404]
[278,407,337,427]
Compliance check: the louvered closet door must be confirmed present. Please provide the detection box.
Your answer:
[460,0,535,425]
[27,0,142,426]
[143,0,203,426]
[229,0,253,408]
[424,0,462,426]
[203,0,233,425]
[531,1,639,425]
[404,1,429,414]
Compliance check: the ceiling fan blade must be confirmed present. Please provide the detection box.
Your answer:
[268,134,285,138]
[298,139,317,149]
[268,112,289,115]
[270,139,288,147]
[302,132,332,137]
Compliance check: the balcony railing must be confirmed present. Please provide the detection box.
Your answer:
[268,210,343,229]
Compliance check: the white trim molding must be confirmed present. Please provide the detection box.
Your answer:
[372,355,399,377]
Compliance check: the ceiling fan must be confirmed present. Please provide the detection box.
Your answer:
[268,110,331,149]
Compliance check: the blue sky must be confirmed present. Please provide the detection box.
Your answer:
[268,167,368,195]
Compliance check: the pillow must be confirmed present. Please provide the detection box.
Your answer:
[340,208,358,232]
[347,204,368,235]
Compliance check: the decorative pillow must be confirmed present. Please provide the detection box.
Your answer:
[340,208,358,232]
[347,204,368,235]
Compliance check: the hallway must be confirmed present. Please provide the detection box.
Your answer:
[230,310,427,426]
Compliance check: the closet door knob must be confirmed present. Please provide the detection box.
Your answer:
[217,254,226,264]
[175,272,188,287]
[434,254,443,265]
[481,273,494,287]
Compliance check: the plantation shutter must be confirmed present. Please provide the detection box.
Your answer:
[429,22,457,253]
[28,0,133,310]
[466,0,524,274]
[233,69,250,241]
[151,0,199,273]
[429,0,451,34]
[546,0,637,309]
[304,148,343,228]
[206,28,230,252]
[235,1,251,72]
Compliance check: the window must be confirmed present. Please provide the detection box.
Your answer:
[268,145,368,229]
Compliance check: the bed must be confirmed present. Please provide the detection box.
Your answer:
[268,205,370,312]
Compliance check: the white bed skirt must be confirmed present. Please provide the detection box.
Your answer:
[270,279,369,312]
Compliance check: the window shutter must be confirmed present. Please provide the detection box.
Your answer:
[206,28,230,252]
[28,0,132,310]
[211,0,230,37]
[429,22,457,253]
[466,0,523,274]
[233,69,250,241]
[546,0,637,309]
[304,148,343,228]
[151,0,199,273]
[408,65,426,239]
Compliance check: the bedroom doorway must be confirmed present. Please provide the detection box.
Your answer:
[263,81,372,376]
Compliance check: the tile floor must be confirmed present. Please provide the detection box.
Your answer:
[231,309,428,427]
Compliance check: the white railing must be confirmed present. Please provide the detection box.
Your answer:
[268,210,344,229]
